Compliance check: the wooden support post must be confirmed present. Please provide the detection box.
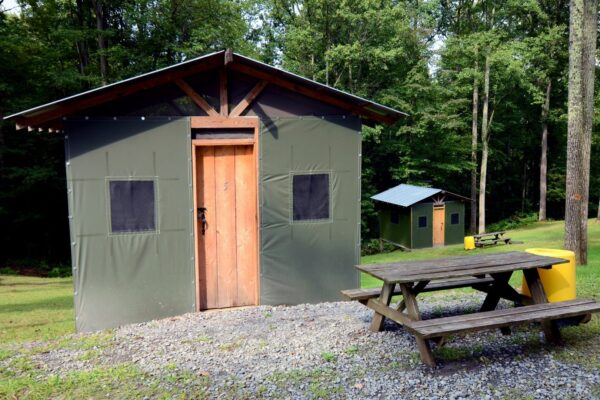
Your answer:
[399,283,436,367]
[220,69,228,117]
[230,81,268,118]
[369,282,394,332]
[174,79,219,116]
[523,268,562,344]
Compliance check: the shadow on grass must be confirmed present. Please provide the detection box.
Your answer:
[0,295,74,314]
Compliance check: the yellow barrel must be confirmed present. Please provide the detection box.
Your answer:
[464,236,476,250]
[522,248,576,302]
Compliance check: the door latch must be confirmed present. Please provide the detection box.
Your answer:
[198,207,208,235]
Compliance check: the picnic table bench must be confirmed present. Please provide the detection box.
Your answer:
[472,231,515,247]
[344,251,600,367]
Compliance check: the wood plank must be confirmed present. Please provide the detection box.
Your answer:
[192,145,200,311]
[400,283,436,367]
[230,80,268,117]
[234,145,258,306]
[193,138,255,147]
[404,300,600,339]
[524,267,561,343]
[175,79,219,116]
[16,55,223,129]
[229,62,396,125]
[215,146,237,307]
[370,283,394,332]
[341,276,495,301]
[432,206,445,246]
[366,298,413,326]
[190,116,259,129]
[220,69,228,117]
[198,146,218,310]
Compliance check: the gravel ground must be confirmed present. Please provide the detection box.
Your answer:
[20,292,600,399]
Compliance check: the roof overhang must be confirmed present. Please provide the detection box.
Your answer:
[4,50,407,132]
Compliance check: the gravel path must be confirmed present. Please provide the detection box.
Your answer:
[26,293,600,399]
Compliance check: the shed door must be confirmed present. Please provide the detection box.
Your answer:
[433,205,445,246]
[195,145,258,309]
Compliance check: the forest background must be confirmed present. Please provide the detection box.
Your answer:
[0,0,598,269]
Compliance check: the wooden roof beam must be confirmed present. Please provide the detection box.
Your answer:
[229,63,396,125]
[220,68,228,117]
[16,55,223,129]
[230,80,268,118]
[174,79,219,117]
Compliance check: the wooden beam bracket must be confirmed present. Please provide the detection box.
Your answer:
[230,80,268,118]
[175,79,219,117]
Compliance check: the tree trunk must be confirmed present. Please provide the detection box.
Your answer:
[75,0,89,75]
[478,54,491,234]
[539,80,551,221]
[470,57,479,234]
[92,0,108,85]
[565,0,596,265]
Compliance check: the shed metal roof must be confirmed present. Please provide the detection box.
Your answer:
[4,50,407,131]
[371,184,470,207]
[371,184,441,207]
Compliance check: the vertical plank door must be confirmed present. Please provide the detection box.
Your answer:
[196,144,257,309]
[432,206,445,246]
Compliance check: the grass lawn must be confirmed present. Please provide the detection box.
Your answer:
[0,219,598,398]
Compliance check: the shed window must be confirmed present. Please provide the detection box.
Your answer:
[292,173,330,221]
[451,213,460,225]
[390,209,399,224]
[418,215,427,228]
[109,180,156,233]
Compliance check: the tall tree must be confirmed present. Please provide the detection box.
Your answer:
[470,52,479,233]
[565,0,596,264]
[478,51,493,233]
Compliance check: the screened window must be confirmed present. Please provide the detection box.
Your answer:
[292,173,330,221]
[418,216,427,228]
[109,180,156,233]
[390,209,399,224]
[451,213,460,225]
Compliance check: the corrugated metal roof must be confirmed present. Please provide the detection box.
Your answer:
[371,184,442,207]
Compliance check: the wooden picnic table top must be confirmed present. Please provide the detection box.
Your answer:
[472,231,506,238]
[356,251,569,284]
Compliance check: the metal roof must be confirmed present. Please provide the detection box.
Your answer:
[371,184,442,207]
[4,50,407,130]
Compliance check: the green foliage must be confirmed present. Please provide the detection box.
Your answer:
[487,212,540,232]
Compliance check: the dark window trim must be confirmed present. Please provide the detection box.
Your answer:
[106,177,159,235]
[290,171,332,224]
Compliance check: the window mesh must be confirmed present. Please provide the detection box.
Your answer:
[418,216,427,228]
[451,213,460,225]
[292,173,330,221]
[109,180,156,233]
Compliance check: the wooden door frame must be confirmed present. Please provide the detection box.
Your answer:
[432,204,445,247]
[191,116,260,311]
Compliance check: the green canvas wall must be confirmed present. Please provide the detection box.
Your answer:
[444,201,465,245]
[65,118,195,332]
[411,203,433,248]
[379,207,411,248]
[259,116,361,305]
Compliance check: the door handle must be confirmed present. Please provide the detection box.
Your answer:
[198,207,208,235]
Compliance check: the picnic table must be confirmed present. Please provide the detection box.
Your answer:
[343,251,600,367]
[472,231,515,247]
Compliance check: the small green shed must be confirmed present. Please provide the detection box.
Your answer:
[372,184,469,249]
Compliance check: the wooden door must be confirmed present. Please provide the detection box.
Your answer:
[195,144,258,309]
[432,206,445,247]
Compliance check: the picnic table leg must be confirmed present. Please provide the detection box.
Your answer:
[369,283,395,332]
[480,271,513,312]
[399,283,436,367]
[523,268,562,344]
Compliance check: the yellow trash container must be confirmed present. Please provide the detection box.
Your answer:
[464,236,476,250]
[522,248,576,302]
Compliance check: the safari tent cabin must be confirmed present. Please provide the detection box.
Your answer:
[372,184,469,249]
[5,50,404,332]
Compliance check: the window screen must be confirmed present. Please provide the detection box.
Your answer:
[451,213,460,225]
[292,173,330,221]
[418,216,427,228]
[109,180,156,233]
[390,209,399,224]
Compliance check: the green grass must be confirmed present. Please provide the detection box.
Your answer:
[361,219,600,299]
[0,275,74,344]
